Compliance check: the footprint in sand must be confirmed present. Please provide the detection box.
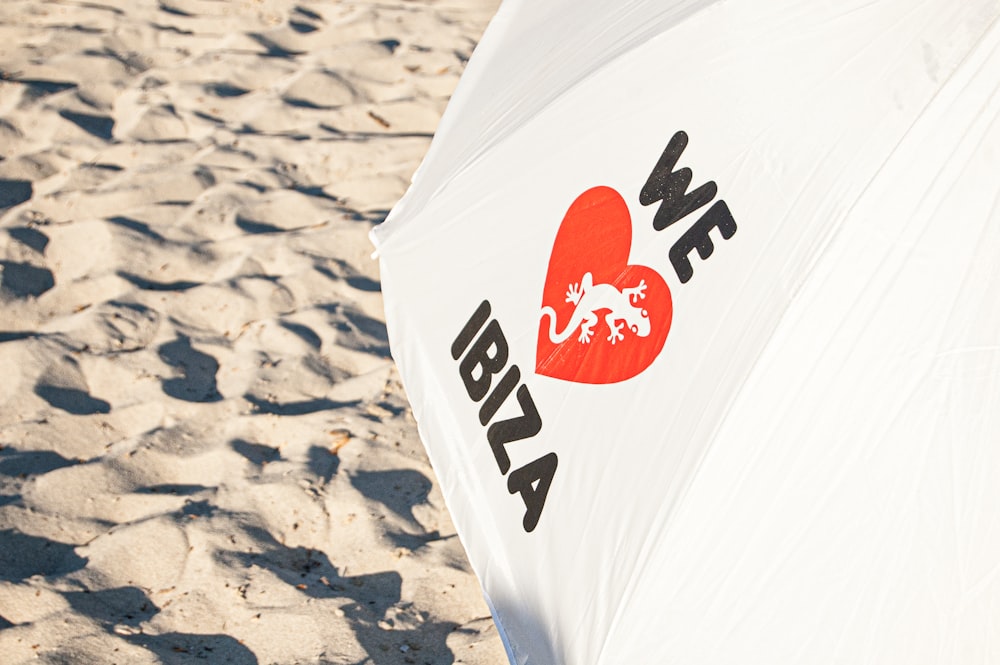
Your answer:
[0,179,32,211]
[33,356,110,416]
[157,334,222,403]
[0,260,54,299]
[64,300,161,353]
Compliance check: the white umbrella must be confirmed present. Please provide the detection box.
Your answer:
[372,1,1000,662]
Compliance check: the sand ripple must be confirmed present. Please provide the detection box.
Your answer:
[0,1,503,663]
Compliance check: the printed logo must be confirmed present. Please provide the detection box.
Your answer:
[450,131,739,531]
[536,131,737,385]
[536,186,673,384]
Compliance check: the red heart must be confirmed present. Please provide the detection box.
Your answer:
[536,186,672,384]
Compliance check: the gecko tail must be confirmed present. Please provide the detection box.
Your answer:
[540,306,572,344]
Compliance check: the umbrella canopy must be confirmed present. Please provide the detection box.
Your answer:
[372,1,1000,662]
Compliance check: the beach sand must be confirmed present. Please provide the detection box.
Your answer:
[0,1,505,662]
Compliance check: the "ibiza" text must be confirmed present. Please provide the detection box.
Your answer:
[451,300,557,533]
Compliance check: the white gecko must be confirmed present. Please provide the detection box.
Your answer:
[540,272,651,345]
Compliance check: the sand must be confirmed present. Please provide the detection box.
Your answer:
[0,1,505,663]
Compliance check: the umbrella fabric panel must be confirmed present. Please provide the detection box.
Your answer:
[375,1,1000,663]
